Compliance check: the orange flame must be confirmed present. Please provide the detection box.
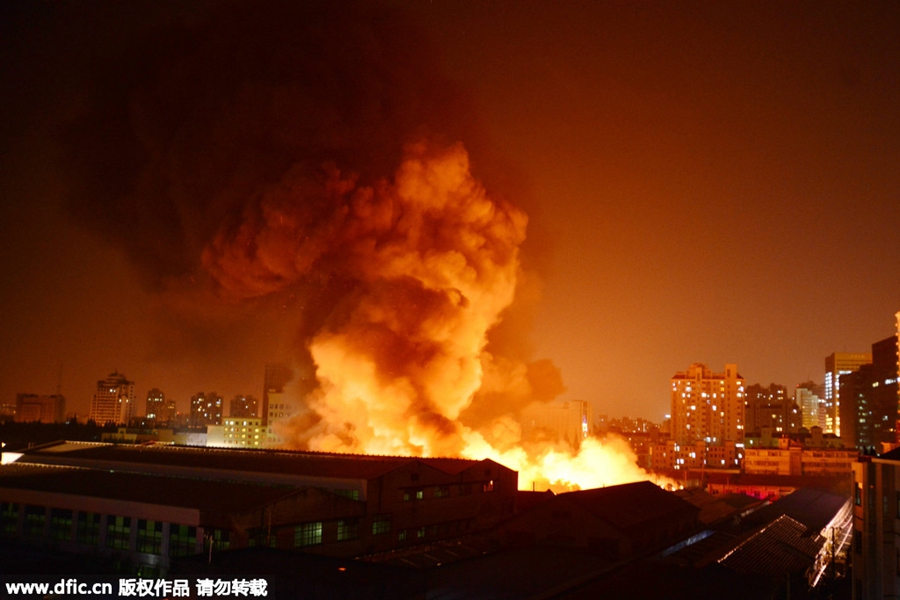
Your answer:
[204,141,667,491]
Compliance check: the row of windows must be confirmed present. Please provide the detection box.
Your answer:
[0,503,201,558]
[293,518,361,548]
[397,519,472,543]
[294,515,471,548]
[402,481,494,502]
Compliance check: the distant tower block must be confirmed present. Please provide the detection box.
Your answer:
[90,371,135,425]
[670,363,744,445]
[824,352,871,436]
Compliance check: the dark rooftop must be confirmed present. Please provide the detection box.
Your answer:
[0,463,313,513]
[17,440,499,481]
[559,480,699,531]
[717,514,822,576]
[742,486,850,533]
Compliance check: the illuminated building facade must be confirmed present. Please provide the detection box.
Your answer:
[207,418,266,448]
[670,363,744,446]
[824,352,871,437]
[649,439,740,471]
[189,392,222,427]
[743,441,857,477]
[14,393,65,423]
[796,381,825,430]
[0,442,516,575]
[89,371,135,425]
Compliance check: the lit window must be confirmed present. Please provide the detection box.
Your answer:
[372,515,391,536]
[294,522,323,547]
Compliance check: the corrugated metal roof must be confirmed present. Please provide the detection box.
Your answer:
[718,514,822,576]
[742,487,850,533]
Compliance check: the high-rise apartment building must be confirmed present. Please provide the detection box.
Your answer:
[229,394,259,418]
[670,363,744,445]
[190,392,223,427]
[145,388,166,421]
[796,380,825,430]
[744,383,800,435]
[839,336,899,450]
[89,371,135,425]
[824,352,872,437]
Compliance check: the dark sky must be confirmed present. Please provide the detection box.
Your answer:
[1,1,898,422]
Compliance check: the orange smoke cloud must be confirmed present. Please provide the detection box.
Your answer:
[204,140,664,490]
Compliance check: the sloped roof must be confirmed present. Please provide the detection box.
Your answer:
[718,514,822,576]
[742,487,849,533]
[559,480,699,532]
[17,440,499,481]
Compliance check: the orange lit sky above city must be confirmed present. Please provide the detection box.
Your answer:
[1,1,899,424]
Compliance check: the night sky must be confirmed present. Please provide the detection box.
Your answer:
[2,1,898,423]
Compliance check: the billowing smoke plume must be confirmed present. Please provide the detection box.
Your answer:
[58,1,665,490]
[203,141,526,456]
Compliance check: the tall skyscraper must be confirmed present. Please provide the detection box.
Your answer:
[670,363,744,445]
[90,371,135,425]
[824,352,872,437]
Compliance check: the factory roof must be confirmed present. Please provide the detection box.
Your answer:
[0,462,311,513]
[16,440,504,482]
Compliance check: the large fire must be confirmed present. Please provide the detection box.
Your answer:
[56,2,666,492]
[203,141,667,491]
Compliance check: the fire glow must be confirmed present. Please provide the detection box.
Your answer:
[203,140,666,491]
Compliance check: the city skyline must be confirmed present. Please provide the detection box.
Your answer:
[1,1,898,426]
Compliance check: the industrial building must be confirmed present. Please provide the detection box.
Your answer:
[0,441,516,575]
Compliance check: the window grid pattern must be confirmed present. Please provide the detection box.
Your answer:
[76,512,100,545]
[169,525,197,557]
[50,509,73,541]
[294,522,323,547]
[106,515,131,550]
[136,520,163,555]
